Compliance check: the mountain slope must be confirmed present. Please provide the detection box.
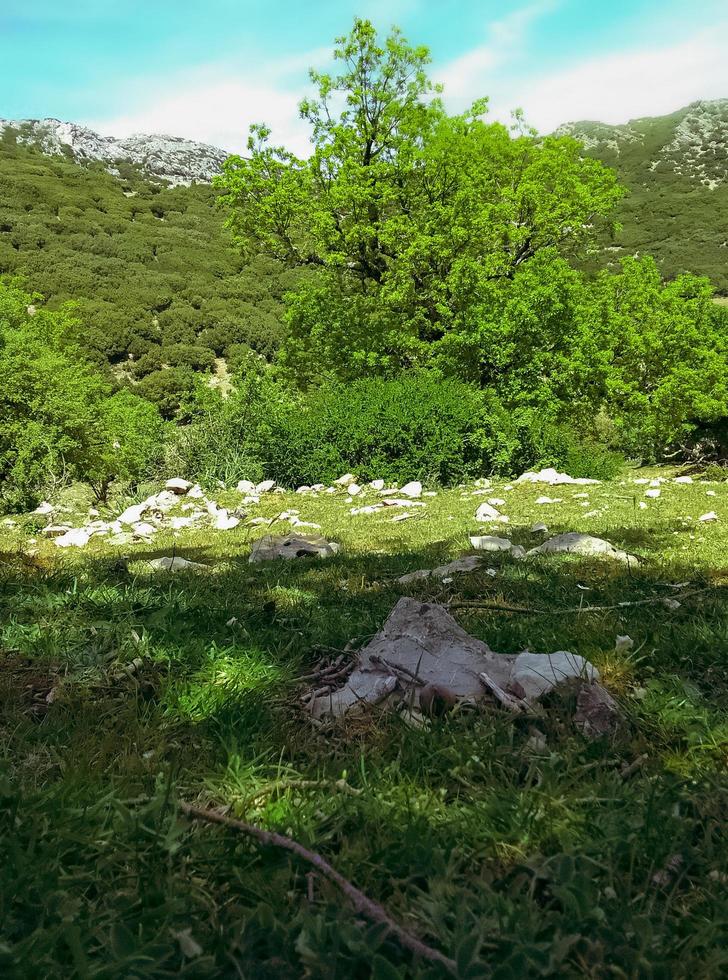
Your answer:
[0,117,228,186]
[558,100,728,291]
[0,135,300,417]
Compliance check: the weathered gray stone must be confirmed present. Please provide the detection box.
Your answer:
[249,534,340,563]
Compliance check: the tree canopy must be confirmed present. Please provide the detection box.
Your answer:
[217,19,624,380]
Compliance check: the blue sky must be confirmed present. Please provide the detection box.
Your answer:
[2,1,727,151]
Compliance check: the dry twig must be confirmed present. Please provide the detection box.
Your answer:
[180,801,457,974]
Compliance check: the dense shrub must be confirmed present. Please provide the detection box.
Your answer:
[172,371,620,488]
[0,281,163,508]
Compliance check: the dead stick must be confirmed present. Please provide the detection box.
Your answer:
[180,802,457,974]
[450,590,707,615]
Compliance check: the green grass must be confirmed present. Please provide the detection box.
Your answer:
[1,467,727,977]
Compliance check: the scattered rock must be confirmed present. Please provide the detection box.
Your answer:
[509,651,599,701]
[615,635,634,653]
[54,528,91,548]
[43,524,73,538]
[397,555,483,584]
[674,476,693,484]
[699,511,718,522]
[347,483,363,496]
[369,479,385,491]
[118,502,149,525]
[645,488,661,498]
[236,479,256,493]
[310,598,611,735]
[165,478,193,495]
[517,468,599,486]
[528,532,638,565]
[255,480,276,494]
[33,501,54,515]
[475,502,503,522]
[334,473,357,486]
[149,556,210,572]
[530,522,548,534]
[535,496,563,505]
[351,504,384,516]
[249,534,340,563]
[469,534,515,553]
[399,481,423,499]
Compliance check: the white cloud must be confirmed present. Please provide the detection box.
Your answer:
[437,1,557,105]
[499,32,728,132]
[87,49,332,155]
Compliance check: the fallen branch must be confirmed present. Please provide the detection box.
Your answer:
[478,672,529,713]
[180,802,457,975]
[450,590,707,615]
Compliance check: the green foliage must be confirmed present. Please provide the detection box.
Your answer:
[570,102,728,293]
[0,281,163,506]
[217,19,623,382]
[586,257,728,459]
[0,135,299,378]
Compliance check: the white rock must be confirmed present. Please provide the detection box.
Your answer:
[475,502,502,522]
[699,511,718,522]
[150,556,209,572]
[212,508,240,531]
[399,481,423,499]
[132,522,157,537]
[348,483,363,496]
[165,478,193,495]
[528,532,638,565]
[469,535,514,553]
[312,484,326,491]
[707,490,716,496]
[369,479,385,491]
[535,496,562,505]
[662,598,682,610]
[255,480,276,494]
[382,498,426,508]
[510,651,599,702]
[391,513,413,522]
[645,488,661,498]
[296,485,312,494]
[517,468,598,486]
[633,479,649,485]
[188,484,204,498]
[638,501,648,509]
[351,504,384,515]
[236,480,256,493]
[43,524,73,538]
[650,479,662,487]
[615,635,634,653]
[674,476,693,484]
[32,501,54,515]
[530,522,548,533]
[290,519,321,529]
[55,528,91,548]
[398,555,483,584]
[334,473,357,486]
[488,497,506,506]
[118,502,149,525]
[249,534,340,563]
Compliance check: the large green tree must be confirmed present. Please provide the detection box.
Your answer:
[218,18,624,383]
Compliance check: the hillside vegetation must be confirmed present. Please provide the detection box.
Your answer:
[563,100,728,292]
[0,132,300,412]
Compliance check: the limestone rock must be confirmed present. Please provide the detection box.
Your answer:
[469,535,515,553]
[528,532,638,565]
[509,651,599,701]
[397,555,483,584]
[54,527,91,548]
[399,481,423,498]
[249,534,340,563]
[255,480,276,494]
[475,502,503,522]
[236,480,256,493]
[517,468,599,486]
[165,478,193,495]
[149,556,210,572]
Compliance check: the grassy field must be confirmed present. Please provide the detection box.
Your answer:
[1,467,727,978]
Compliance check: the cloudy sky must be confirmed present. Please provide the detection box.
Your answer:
[2,0,727,153]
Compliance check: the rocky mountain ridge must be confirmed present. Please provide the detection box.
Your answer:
[557,99,728,190]
[0,117,229,186]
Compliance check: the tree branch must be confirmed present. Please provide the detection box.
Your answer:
[180,802,457,974]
